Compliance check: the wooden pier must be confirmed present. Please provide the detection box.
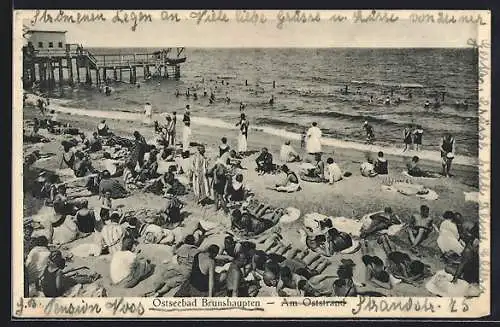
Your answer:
[22,44,186,90]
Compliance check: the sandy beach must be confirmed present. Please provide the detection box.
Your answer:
[21,95,480,298]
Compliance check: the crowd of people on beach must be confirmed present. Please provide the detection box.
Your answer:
[21,75,478,300]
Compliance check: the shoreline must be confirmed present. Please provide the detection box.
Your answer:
[45,99,478,168]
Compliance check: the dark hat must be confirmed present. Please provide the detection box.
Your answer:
[340,258,356,267]
[362,255,384,267]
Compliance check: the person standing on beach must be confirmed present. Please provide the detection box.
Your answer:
[440,133,455,177]
[413,125,424,151]
[192,145,211,205]
[131,131,147,169]
[306,122,322,155]
[235,113,249,156]
[144,102,153,124]
[182,106,192,152]
[403,124,413,152]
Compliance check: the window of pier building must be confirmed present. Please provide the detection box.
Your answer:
[49,42,54,48]
[38,42,43,48]
[58,42,63,48]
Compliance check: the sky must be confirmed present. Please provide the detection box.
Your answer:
[14,10,488,48]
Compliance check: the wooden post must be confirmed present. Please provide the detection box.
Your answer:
[103,68,107,82]
[58,58,64,86]
[49,59,56,90]
[86,64,91,85]
[119,68,122,82]
[133,67,137,84]
[67,57,74,86]
[76,58,80,83]
[113,68,118,81]
[129,67,133,84]
[30,63,36,85]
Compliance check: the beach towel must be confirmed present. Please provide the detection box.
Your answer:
[464,191,479,203]
[70,243,102,258]
[425,270,481,297]
[329,217,363,237]
[279,207,301,223]
[381,183,439,200]
[274,183,301,193]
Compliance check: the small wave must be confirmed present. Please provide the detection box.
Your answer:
[351,80,424,89]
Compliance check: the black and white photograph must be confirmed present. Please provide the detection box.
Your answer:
[12,9,491,318]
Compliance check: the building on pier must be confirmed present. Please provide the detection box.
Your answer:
[22,29,186,90]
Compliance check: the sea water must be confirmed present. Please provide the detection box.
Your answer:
[53,48,479,158]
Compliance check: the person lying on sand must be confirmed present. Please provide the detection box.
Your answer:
[144,234,201,297]
[175,244,227,297]
[272,165,301,192]
[230,208,283,237]
[102,152,124,178]
[280,140,301,163]
[255,148,275,175]
[89,132,103,152]
[378,234,431,286]
[73,151,97,178]
[109,237,154,288]
[299,153,325,182]
[304,228,354,256]
[360,207,402,238]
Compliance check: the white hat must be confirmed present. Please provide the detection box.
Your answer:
[364,121,368,125]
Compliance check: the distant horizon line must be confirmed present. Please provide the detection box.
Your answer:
[82,46,475,49]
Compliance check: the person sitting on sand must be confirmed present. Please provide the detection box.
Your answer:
[219,137,230,157]
[226,174,245,203]
[123,161,141,191]
[99,191,113,222]
[300,153,325,182]
[446,221,479,285]
[226,252,260,297]
[102,152,124,178]
[99,211,127,254]
[41,250,100,297]
[325,157,343,184]
[255,148,274,175]
[73,151,97,177]
[360,207,401,238]
[437,211,466,257]
[59,142,76,170]
[374,151,388,175]
[88,132,102,152]
[273,165,301,192]
[52,184,85,217]
[160,193,185,226]
[175,244,226,297]
[324,228,354,256]
[160,172,187,197]
[110,237,154,288]
[280,140,300,163]
[25,236,51,292]
[74,199,96,234]
[407,205,433,249]
[361,253,392,290]
[79,133,90,151]
[360,155,378,177]
[97,120,110,137]
[99,170,129,199]
[407,156,425,177]
[137,151,159,182]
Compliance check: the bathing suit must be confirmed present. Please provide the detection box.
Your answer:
[188,253,209,292]
[441,136,454,157]
[414,129,423,145]
[404,129,412,144]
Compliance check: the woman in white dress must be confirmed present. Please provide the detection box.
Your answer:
[306,122,322,154]
[143,102,153,124]
[235,113,249,155]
